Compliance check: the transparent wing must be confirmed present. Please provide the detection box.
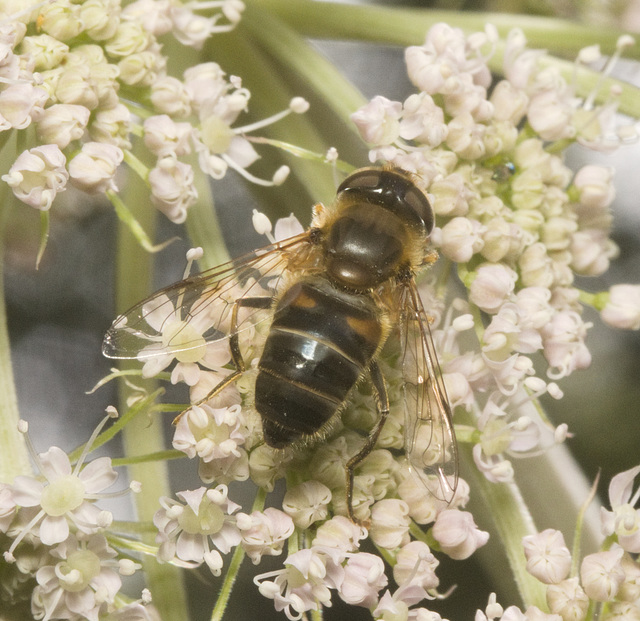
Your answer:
[400,280,458,503]
[103,231,313,360]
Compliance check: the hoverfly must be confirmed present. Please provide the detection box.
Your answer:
[103,166,458,522]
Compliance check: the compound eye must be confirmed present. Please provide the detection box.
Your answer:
[404,185,434,235]
[337,169,382,194]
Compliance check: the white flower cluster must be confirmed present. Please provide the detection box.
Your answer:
[117,24,640,619]
[0,0,304,227]
[478,464,640,620]
[352,23,640,485]
[0,415,148,620]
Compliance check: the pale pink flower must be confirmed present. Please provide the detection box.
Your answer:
[255,547,343,621]
[541,310,592,379]
[373,583,437,621]
[431,509,489,560]
[36,104,91,149]
[237,507,294,564]
[143,115,193,157]
[573,165,615,210]
[393,541,439,591]
[351,95,402,146]
[311,515,367,553]
[470,263,518,314]
[68,141,123,194]
[339,552,388,608]
[580,547,625,602]
[32,534,123,621]
[570,229,616,276]
[601,465,640,553]
[154,485,241,576]
[9,446,117,549]
[435,217,485,263]
[522,529,572,584]
[2,144,68,210]
[369,499,411,550]
[282,481,332,529]
[601,285,640,330]
[0,82,48,130]
[399,92,447,146]
[149,155,198,223]
[546,577,589,621]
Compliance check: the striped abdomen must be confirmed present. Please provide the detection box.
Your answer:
[255,277,385,448]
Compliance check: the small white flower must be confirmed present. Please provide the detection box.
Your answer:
[68,141,123,194]
[311,515,367,553]
[0,82,48,130]
[32,534,123,621]
[351,95,402,146]
[150,75,191,117]
[398,92,447,146]
[274,214,304,241]
[339,552,388,608]
[435,217,485,263]
[8,445,117,551]
[469,263,518,314]
[237,507,294,564]
[522,529,572,584]
[541,310,592,379]
[601,465,640,553]
[373,582,436,621]
[431,509,489,560]
[369,499,411,550]
[89,103,132,150]
[172,403,248,465]
[601,285,640,331]
[580,547,625,602]
[527,88,574,142]
[35,104,91,149]
[546,577,589,621]
[254,547,342,621]
[154,485,241,576]
[143,115,193,157]
[2,144,68,210]
[0,483,17,533]
[573,165,615,210]
[149,155,198,223]
[282,481,332,529]
[393,540,439,591]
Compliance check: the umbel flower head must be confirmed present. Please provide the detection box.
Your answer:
[91,19,640,621]
[0,0,306,257]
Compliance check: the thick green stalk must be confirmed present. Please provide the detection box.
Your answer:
[250,0,640,119]
[252,0,627,53]
[115,172,189,620]
[0,195,31,483]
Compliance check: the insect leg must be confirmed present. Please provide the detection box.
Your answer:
[345,360,390,523]
[173,296,272,423]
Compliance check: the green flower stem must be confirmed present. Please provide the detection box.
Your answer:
[208,16,346,211]
[185,161,230,271]
[115,171,189,620]
[250,0,640,119]
[209,487,267,621]
[456,421,548,610]
[111,449,185,468]
[240,6,367,131]
[0,195,31,483]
